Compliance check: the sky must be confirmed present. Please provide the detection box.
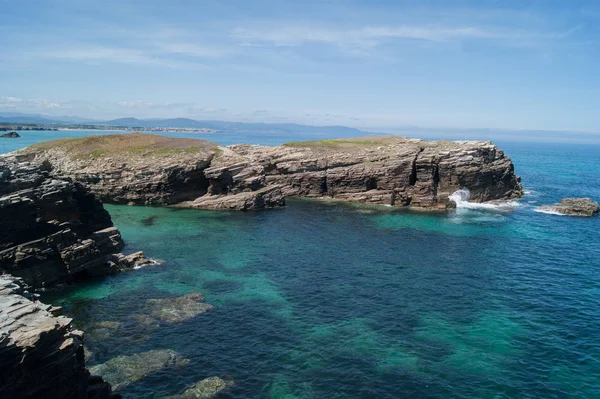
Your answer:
[1,0,600,132]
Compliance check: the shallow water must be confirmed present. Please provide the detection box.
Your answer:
[3,130,600,398]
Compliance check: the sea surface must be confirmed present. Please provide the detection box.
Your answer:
[2,130,600,398]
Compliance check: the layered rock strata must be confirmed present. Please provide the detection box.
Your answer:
[18,134,523,211]
[538,197,600,216]
[0,275,118,399]
[0,153,150,288]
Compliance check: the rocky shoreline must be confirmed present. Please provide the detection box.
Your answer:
[17,134,524,211]
[1,133,524,398]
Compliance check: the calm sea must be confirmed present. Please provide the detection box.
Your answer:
[2,130,599,399]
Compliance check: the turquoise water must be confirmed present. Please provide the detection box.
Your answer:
[3,130,600,398]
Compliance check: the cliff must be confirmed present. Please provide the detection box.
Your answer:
[0,152,151,288]
[17,133,523,211]
[0,275,118,399]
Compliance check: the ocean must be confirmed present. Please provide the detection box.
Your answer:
[2,129,599,398]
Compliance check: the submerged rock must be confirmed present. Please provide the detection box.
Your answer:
[0,131,20,138]
[166,376,234,399]
[16,133,523,211]
[148,292,214,323]
[86,321,122,341]
[89,349,190,391]
[538,198,600,217]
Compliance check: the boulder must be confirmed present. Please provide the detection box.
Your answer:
[538,198,600,217]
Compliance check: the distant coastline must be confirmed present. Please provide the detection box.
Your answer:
[0,123,218,134]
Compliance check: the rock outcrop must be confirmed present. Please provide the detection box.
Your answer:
[89,349,190,392]
[538,198,600,217]
[0,153,150,288]
[17,134,523,211]
[1,132,20,138]
[165,376,234,399]
[0,275,118,399]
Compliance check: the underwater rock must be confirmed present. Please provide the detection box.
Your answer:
[130,313,161,330]
[89,349,190,391]
[538,197,600,216]
[165,376,234,399]
[16,133,523,211]
[148,292,214,323]
[85,321,122,342]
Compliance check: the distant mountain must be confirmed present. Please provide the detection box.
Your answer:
[0,112,96,124]
[0,115,62,125]
[97,117,371,135]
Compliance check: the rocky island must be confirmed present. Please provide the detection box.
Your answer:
[16,133,523,211]
[538,197,600,216]
[0,131,20,138]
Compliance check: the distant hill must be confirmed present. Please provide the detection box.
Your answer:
[0,115,62,125]
[98,117,370,135]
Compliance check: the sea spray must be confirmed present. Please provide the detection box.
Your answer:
[449,188,520,211]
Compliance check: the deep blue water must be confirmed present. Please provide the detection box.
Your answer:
[2,130,600,398]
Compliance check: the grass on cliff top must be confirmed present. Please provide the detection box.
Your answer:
[283,137,402,148]
[29,133,221,159]
[283,136,467,151]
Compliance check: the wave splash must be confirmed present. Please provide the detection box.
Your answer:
[448,188,520,211]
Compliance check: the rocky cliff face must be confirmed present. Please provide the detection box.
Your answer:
[0,153,150,288]
[0,275,118,399]
[18,134,523,211]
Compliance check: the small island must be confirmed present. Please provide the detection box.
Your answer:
[0,131,20,138]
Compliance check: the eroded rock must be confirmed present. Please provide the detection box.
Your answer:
[0,275,116,399]
[0,154,151,288]
[17,134,523,211]
[538,197,600,217]
[166,377,234,399]
[89,349,190,391]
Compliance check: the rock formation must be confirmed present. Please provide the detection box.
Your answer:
[89,349,190,392]
[165,377,234,399]
[17,134,523,211]
[0,153,151,288]
[0,275,118,399]
[0,132,20,138]
[538,197,600,216]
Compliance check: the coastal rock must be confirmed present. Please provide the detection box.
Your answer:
[0,154,151,288]
[89,349,190,391]
[0,275,116,399]
[165,377,234,399]
[148,292,214,323]
[538,198,600,217]
[0,132,20,138]
[17,134,523,211]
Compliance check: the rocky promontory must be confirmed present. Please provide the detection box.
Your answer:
[0,132,20,138]
[0,153,152,288]
[17,133,523,211]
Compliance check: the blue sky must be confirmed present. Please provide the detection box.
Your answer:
[1,0,600,131]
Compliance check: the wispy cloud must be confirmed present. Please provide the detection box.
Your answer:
[232,24,572,55]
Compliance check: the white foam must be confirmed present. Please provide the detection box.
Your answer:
[533,208,566,216]
[133,259,163,270]
[448,188,520,211]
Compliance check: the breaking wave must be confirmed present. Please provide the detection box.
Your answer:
[448,188,521,211]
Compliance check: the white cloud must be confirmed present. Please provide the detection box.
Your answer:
[231,24,568,54]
